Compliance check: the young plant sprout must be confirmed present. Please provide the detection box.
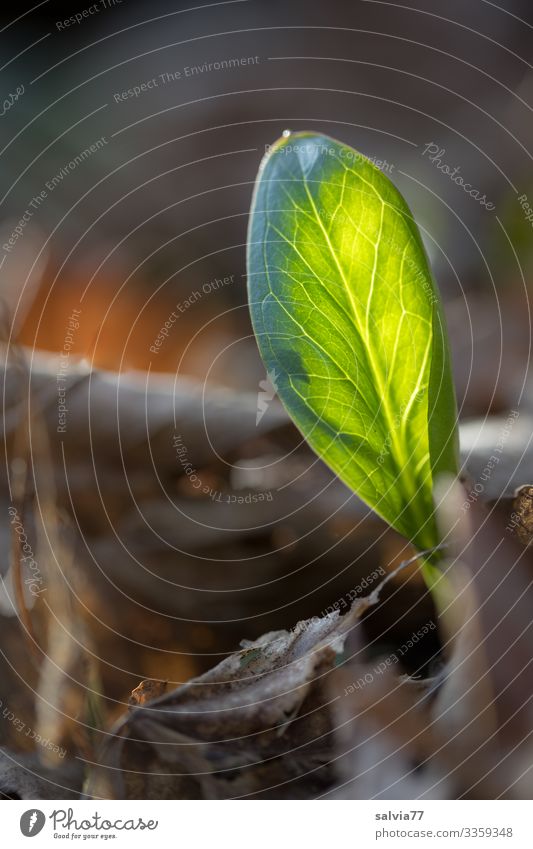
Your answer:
[247,132,459,586]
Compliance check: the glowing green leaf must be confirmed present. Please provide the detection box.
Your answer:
[247,132,458,555]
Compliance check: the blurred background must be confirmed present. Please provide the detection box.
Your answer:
[2,0,533,390]
[1,0,533,790]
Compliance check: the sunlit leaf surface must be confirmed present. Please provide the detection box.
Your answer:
[248,132,458,551]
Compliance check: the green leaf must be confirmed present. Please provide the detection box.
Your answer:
[247,132,459,554]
